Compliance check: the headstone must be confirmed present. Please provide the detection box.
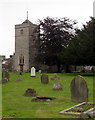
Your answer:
[52,77,63,90]
[41,74,49,84]
[0,69,10,83]
[71,75,88,102]
[24,88,37,97]
[31,67,36,77]
[38,70,41,73]
[16,71,22,81]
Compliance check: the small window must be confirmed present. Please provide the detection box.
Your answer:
[20,29,23,34]
[19,55,24,64]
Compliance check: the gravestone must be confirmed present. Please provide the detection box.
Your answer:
[52,77,63,90]
[41,74,49,84]
[71,75,88,102]
[1,69,10,83]
[16,71,22,81]
[24,88,37,97]
[38,70,41,73]
[31,67,36,77]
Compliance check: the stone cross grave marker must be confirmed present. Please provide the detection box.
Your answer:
[71,75,88,102]
[52,75,63,90]
[41,74,49,84]
[31,67,36,77]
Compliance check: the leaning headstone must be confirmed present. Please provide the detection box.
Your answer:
[52,77,63,90]
[24,88,37,97]
[41,74,49,84]
[31,67,36,77]
[0,69,10,83]
[71,75,88,102]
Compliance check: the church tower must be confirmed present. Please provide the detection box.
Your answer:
[14,15,39,72]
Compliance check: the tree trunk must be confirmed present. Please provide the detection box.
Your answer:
[65,64,71,73]
[74,65,77,71]
[57,64,61,73]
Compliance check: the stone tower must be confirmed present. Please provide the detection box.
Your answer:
[14,18,39,72]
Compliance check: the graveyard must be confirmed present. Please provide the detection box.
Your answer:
[1,72,94,118]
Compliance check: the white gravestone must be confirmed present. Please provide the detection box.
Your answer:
[38,70,41,73]
[31,67,36,77]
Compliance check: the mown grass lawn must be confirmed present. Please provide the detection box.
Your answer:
[2,72,94,118]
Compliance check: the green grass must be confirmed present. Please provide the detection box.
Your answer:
[2,72,94,118]
[0,72,2,118]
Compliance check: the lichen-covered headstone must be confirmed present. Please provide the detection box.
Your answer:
[52,77,63,90]
[41,74,49,84]
[71,75,88,102]
[24,88,37,97]
[0,69,10,83]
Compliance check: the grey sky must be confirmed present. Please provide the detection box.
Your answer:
[0,0,93,58]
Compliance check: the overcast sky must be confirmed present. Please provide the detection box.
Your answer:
[0,0,94,58]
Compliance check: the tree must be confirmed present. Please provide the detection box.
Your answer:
[38,17,76,72]
[64,17,95,67]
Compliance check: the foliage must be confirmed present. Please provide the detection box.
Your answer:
[64,17,95,66]
[38,17,76,72]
